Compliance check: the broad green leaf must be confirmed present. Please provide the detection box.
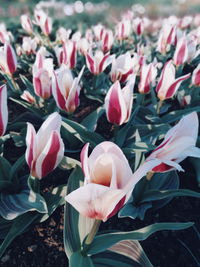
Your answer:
[59,156,81,170]
[81,106,104,132]
[108,240,153,267]
[161,107,200,123]
[10,155,26,179]
[69,251,94,267]
[86,222,194,255]
[0,217,12,239]
[0,156,12,182]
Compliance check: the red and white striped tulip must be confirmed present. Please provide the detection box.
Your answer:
[133,18,145,36]
[105,78,135,125]
[86,50,114,75]
[55,41,77,69]
[52,65,84,113]
[34,9,52,36]
[192,64,200,86]
[146,112,200,173]
[92,24,105,41]
[21,90,36,104]
[100,29,114,53]
[20,14,33,35]
[0,85,8,137]
[0,24,12,44]
[156,60,190,101]
[157,24,176,54]
[25,112,64,179]
[110,52,139,83]
[138,62,157,94]
[65,141,160,221]
[22,37,37,55]
[115,20,131,40]
[32,50,53,99]
[0,43,17,76]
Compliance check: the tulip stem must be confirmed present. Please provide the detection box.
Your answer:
[157,100,163,114]
[146,171,154,181]
[85,220,101,246]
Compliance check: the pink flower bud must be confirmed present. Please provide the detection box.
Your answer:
[0,43,17,76]
[34,10,52,36]
[156,60,190,101]
[21,90,36,104]
[100,29,114,53]
[0,85,8,137]
[146,112,200,173]
[25,112,64,179]
[105,79,135,125]
[52,65,84,113]
[115,20,131,40]
[86,50,114,75]
[20,14,33,35]
[192,64,200,86]
[138,62,157,94]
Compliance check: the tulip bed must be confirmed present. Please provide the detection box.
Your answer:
[0,4,200,267]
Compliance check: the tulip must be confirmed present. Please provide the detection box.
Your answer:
[86,50,114,75]
[105,78,135,125]
[110,52,139,83]
[157,24,176,54]
[146,112,200,173]
[56,27,71,43]
[65,141,159,221]
[100,29,114,53]
[32,50,53,99]
[22,37,37,55]
[0,24,12,44]
[192,64,200,86]
[77,38,90,55]
[93,24,105,41]
[133,18,145,36]
[55,41,77,69]
[0,85,8,137]
[25,112,64,179]
[20,14,33,35]
[156,60,190,101]
[0,43,17,76]
[21,90,36,104]
[138,62,157,94]
[115,20,131,40]
[34,9,52,36]
[52,65,84,113]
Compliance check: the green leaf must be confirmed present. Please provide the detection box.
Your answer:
[0,156,12,182]
[0,217,12,239]
[69,251,94,267]
[62,118,105,148]
[81,107,104,132]
[10,155,26,179]
[59,156,81,170]
[86,222,194,255]
[64,166,83,258]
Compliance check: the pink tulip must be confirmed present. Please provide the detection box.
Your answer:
[157,24,176,54]
[0,43,17,76]
[138,62,157,94]
[34,10,52,36]
[21,90,36,104]
[192,64,200,86]
[0,85,8,136]
[20,14,33,35]
[105,78,135,125]
[0,24,12,44]
[86,50,114,75]
[25,112,64,179]
[156,60,190,101]
[92,24,105,41]
[115,20,131,40]
[55,41,77,69]
[100,29,114,53]
[32,50,53,99]
[133,18,145,36]
[52,65,84,113]
[65,141,159,221]
[146,112,200,173]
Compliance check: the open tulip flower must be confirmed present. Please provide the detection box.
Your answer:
[146,112,200,173]
[25,112,64,179]
[156,60,190,101]
[52,65,84,113]
[0,43,17,76]
[0,84,8,137]
[86,50,114,75]
[65,141,160,222]
[105,78,135,125]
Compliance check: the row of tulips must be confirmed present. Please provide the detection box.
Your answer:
[0,6,200,267]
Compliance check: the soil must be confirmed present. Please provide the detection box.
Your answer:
[0,158,199,267]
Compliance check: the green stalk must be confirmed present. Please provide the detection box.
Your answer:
[85,220,101,246]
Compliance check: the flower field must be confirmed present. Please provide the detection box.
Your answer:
[0,1,200,266]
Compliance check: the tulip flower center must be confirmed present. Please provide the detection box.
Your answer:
[91,154,113,187]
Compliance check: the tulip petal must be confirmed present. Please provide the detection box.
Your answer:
[165,73,190,99]
[52,71,67,110]
[6,43,17,75]
[80,143,90,184]
[65,183,126,222]
[25,123,36,169]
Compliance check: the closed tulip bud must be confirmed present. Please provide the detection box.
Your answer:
[146,112,200,173]
[52,65,84,113]
[20,14,33,35]
[21,90,36,104]
[65,141,160,221]
[115,20,131,40]
[156,60,190,101]
[133,18,145,36]
[157,24,176,54]
[25,112,64,179]
[86,50,114,75]
[0,43,17,76]
[138,62,157,94]
[192,64,200,86]
[0,85,8,137]
[173,36,191,66]
[62,41,77,69]
[105,78,135,125]
[93,24,105,41]
[100,29,114,53]
[34,9,52,36]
